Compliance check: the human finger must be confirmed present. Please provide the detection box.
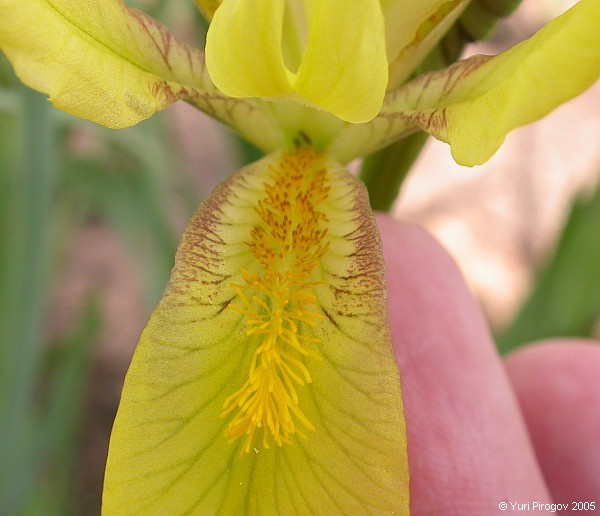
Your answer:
[505,340,600,506]
[377,215,550,515]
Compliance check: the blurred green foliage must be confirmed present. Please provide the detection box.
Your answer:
[0,2,210,510]
[497,182,600,354]
[0,65,182,515]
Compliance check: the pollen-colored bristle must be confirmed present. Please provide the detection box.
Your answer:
[222,148,329,453]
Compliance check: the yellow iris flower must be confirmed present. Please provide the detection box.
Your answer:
[204,0,471,123]
[0,0,597,165]
[1,0,598,514]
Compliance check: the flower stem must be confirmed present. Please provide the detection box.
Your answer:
[359,131,429,212]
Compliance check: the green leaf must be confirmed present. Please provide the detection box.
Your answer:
[30,300,101,515]
[497,182,600,354]
[0,86,56,515]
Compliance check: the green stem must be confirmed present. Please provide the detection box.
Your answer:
[0,86,55,513]
[359,131,429,212]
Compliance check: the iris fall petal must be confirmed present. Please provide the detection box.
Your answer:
[103,149,409,514]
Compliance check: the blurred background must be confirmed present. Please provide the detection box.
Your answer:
[0,0,598,514]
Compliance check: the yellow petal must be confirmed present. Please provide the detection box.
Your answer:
[333,0,600,165]
[386,0,469,89]
[205,0,294,98]
[103,149,408,514]
[0,0,288,150]
[205,0,389,123]
[294,0,388,123]
[424,0,600,165]
[381,0,464,62]
[0,0,206,128]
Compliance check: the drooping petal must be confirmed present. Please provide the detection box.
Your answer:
[0,0,287,149]
[333,0,600,165]
[294,0,388,123]
[0,0,200,127]
[103,149,408,514]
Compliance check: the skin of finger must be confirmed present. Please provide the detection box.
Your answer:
[376,215,550,515]
[505,341,600,506]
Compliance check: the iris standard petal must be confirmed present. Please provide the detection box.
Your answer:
[294,0,389,123]
[205,0,294,98]
[206,0,389,124]
[381,0,465,62]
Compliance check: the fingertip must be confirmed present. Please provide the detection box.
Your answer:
[376,215,550,513]
[505,340,600,503]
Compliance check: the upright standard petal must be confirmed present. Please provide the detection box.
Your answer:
[205,0,294,98]
[386,0,470,89]
[206,0,389,123]
[294,0,388,123]
[381,0,466,63]
[334,0,600,165]
[103,149,408,515]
